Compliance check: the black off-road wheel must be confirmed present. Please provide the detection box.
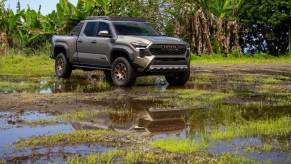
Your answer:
[165,69,190,86]
[55,53,72,78]
[111,57,137,87]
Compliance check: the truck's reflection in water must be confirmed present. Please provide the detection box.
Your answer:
[71,108,188,136]
[52,75,189,136]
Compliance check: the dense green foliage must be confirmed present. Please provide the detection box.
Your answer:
[239,0,291,26]
[239,0,291,55]
[0,0,163,51]
[0,0,290,55]
[197,0,244,19]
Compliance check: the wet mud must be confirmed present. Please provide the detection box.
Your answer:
[0,64,291,163]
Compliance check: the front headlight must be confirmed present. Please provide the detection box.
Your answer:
[131,41,150,49]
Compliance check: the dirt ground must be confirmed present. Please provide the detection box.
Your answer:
[1,63,291,113]
[193,63,291,75]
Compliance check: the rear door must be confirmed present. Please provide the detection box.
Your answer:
[77,21,110,67]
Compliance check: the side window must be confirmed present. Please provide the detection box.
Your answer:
[97,22,111,37]
[70,22,84,36]
[84,22,98,37]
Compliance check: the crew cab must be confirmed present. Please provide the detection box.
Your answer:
[51,16,190,87]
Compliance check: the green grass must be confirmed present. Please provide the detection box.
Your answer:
[169,88,230,107]
[67,150,174,164]
[245,143,273,153]
[215,153,260,164]
[1,53,291,78]
[191,53,291,64]
[24,110,102,126]
[67,149,256,164]
[75,81,111,92]
[261,143,274,152]
[0,81,37,91]
[241,92,291,106]
[260,77,282,84]
[67,150,123,164]
[207,116,291,141]
[135,76,158,85]
[243,75,282,84]
[0,54,54,77]
[150,138,208,153]
[123,151,165,164]
[61,110,101,122]
[14,130,115,148]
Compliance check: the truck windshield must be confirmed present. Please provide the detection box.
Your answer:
[113,22,159,36]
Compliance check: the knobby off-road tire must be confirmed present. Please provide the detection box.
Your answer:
[55,53,72,78]
[111,57,137,87]
[165,69,190,86]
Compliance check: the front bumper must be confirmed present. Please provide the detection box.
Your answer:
[147,65,188,73]
[132,48,190,74]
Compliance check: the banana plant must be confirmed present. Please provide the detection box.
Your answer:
[197,0,244,19]
[19,7,54,48]
[0,8,23,46]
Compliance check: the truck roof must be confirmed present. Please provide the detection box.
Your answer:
[86,16,146,22]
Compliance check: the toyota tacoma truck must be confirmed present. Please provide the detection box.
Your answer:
[51,16,190,87]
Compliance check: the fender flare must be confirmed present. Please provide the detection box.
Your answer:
[110,46,135,63]
[53,43,69,58]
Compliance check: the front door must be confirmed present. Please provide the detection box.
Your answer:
[77,21,110,67]
[93,22,112,67]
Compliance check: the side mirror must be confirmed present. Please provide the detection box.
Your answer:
[98,30,110,37]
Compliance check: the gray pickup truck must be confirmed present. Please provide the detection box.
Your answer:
[51,16,190,87]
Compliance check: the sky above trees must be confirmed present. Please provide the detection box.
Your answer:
[5,0,78,15]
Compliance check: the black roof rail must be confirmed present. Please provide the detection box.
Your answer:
[86,16,146,22]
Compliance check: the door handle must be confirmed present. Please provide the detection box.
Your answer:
[77,40,83,43]
[91,40,97,44]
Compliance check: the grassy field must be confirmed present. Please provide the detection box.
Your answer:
[0,54,54,77]
[1,53,291,77]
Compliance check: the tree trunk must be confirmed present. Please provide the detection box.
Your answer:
[289,23,291,54]
[0,32,9,47]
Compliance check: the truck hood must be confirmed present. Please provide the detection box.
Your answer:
[138,36,186,44]
[117,35,187,45]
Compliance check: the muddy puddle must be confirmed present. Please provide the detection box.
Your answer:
[207,137,291,164]
[0,111,114,163]
[1,65,291,163]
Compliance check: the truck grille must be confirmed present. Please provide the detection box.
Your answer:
[149,44,187,56]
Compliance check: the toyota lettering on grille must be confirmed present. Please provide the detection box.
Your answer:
[162,45,178,49]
